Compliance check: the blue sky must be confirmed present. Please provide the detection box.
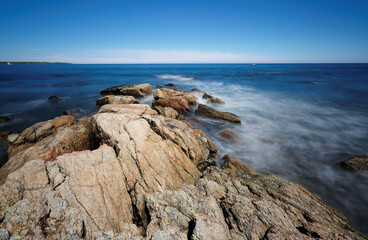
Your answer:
[0,0,367,63]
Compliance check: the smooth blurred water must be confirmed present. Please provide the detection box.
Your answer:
[0,63,368,235]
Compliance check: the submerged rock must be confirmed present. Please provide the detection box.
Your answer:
[203,92,225,104]
[0,116,11,123]
[195,104,241,123]
[48,96,59,102]
[100,83,152,97]
[336,154,368,172]
[63,109,84,118]
[96,95,139,106]
[219,130,242,144]
[153,106,179,119]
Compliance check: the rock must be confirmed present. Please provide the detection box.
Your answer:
[96,95,139,106]
[101,83,152,97]
[0,104,218,238]
[220,130,242,144]
[145,166,365,240]
[0,116,97,185]
[63,109,84,118]
[153,97,190,112]
[0,132,9,142]
[195,104,241,123]
[157,83,180,91]
[153,89,164,100]
[0,116,11,123]
[153,106,179,119]
[154,88,197,104]
[336,154,368,172]
[203,92,225,104]
[188,117,208,127]
[191,88,204,93]
[98,104,158,116]
[48,96,59,102]
[221,154,256,176]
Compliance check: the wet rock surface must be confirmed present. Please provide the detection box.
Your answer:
[195,104,241,123]
[152,88,197,112]
[63,109,85,118]
[203,92,225,104]
[153,106,179,119]
[100,83,152,97]
[336,154,368,172]
[48,96,59,103]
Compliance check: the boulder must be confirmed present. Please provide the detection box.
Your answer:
[156,83,180,91]
[100,83,152,97]
[336,154,368,172]
[48,96,59,102]
[153,88,197,104]
[195,104,241,123]
[96,95,139,106]
[0,116,97,185]
[98,104,157,116]
[153,106,179,119]
[0,116,11,123]
[203,92,225,104]
[152,97,190,111]
[145,166,366,240]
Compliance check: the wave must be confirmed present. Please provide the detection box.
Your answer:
[156,74,194,81]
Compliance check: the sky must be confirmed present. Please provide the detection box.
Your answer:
[0,0,367,63]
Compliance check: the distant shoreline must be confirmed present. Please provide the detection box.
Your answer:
[0,62,71,64]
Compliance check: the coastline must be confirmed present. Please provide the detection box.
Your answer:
[0,83,366,239]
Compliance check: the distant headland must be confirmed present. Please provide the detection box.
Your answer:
[0,62,71,64]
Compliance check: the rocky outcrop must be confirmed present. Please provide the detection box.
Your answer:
[0,116,97,185]
[195,104,241,123]
[0,104,218,239]
[63,109,84,118]
[153,106,179,119]
[100,83,152,97]
[96,95,139,106]
[221,154,256,176]
[336,154,368,172]
[152,88,197,112]
[203,92,224,104]
[145,164,365,240]
[156,83,180,91]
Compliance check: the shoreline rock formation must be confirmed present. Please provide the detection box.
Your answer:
[0,83,366,239]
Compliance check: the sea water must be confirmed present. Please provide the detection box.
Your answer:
[0,63,367,235]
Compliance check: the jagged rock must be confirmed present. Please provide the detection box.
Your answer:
[203,92,225,104]
[153,106,178,119]
[0,116,11,123]
[0,104,218,239]
[191,88,204,93]
[0,116,97,185]
[336,154,368,172]
[195,104,241,123]
[145,166,366,240]
[96,95,139,106]
[101,83,152,97]
[0,132,9,142]
[63,109,85,118]
[220,130,242,144]
[48,96,59,102]
[152,88,197,112]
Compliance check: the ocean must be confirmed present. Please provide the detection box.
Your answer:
[0,63,368,235]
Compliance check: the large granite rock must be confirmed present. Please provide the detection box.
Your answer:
[145,162,366,240]
[96,95,139,106]
[336,154,368,172]
[0,116,97,185]
[203,92,225,104]
[195,104,241,123]
[153,106,179,119]
[100,83,152,97]
[0,104,218,239]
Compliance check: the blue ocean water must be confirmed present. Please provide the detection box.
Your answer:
[0,63,368,235]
